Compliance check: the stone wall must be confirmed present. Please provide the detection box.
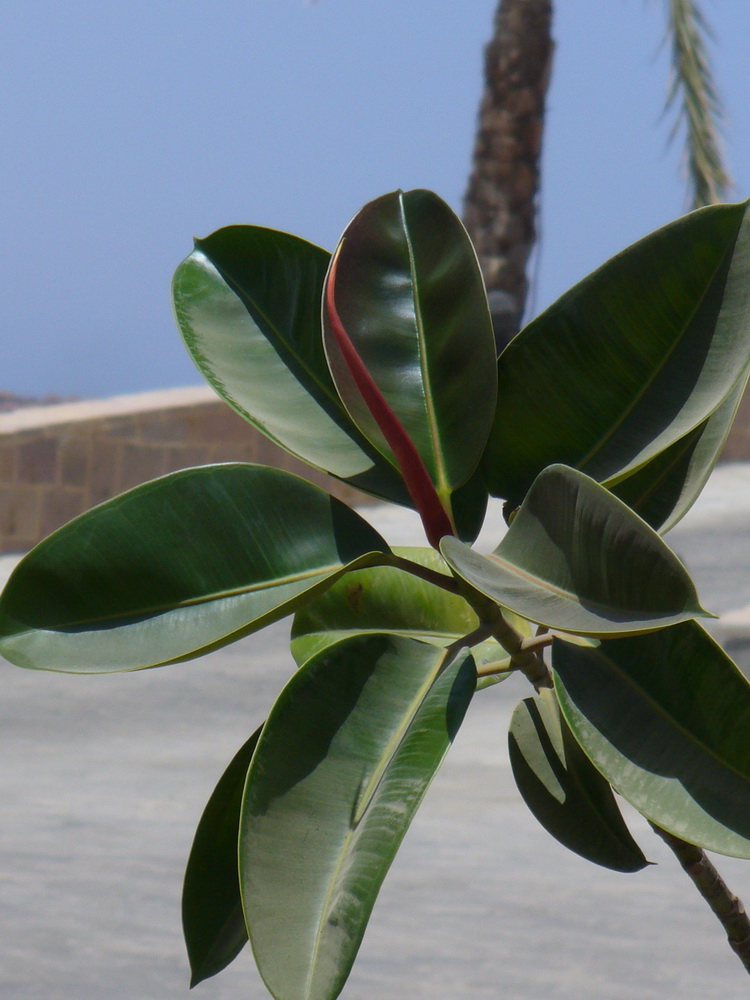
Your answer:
[0,386,367,554]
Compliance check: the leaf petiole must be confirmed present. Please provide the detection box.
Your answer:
[444,575,552,690]
[384,552,461,594]
[475,658,513,679]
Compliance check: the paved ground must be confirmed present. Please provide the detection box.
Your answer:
[4,465,750,1000]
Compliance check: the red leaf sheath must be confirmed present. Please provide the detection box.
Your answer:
[325,250,454,548]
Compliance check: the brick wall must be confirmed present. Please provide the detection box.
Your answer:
[3,383,750,555]
[720,389,750,463]
[0,387,369,554]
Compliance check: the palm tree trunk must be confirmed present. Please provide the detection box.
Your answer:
[463,0,554,350]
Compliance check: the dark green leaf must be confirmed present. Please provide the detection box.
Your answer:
[172,226,409,505]
[323,189,497,500]
[610,379,744,532]
[448,465,489,544]
[183,727,261,986]
[0,465,389,672]
[240,635,476,1000]
[483,201,750,507]
[441,465,710,635]
[509,689,649,872]
[324,250,454,549]
[290,547,511,672]
[554,623,750,857]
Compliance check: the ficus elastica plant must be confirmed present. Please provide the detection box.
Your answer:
[3,188,750,996]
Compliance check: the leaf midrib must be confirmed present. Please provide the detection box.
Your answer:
[479,550,691,624]
[298,626,476,643]
[304,653,445,999]
[32,562,348,631]
[400,194,449,496]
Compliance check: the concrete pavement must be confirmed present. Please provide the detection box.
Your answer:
[3,465,750,999]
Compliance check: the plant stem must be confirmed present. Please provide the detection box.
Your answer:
[387,554,553,686]
[444,622,496,657]
[650,823,750,973]
[475,658,513,679]
[459,589,552,689]
[386,553,461,594]
[493,619,552,690]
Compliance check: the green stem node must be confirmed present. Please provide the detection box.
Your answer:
[475,658,513,679]
[455,585,551,690]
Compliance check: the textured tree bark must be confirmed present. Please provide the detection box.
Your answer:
[463,0,554,351]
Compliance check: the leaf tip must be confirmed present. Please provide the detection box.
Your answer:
[698,606,720,621]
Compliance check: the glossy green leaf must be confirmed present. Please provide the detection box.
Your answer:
[290,547,512,672]
[323,189,497,500]
[483,201,750,507]
[183,727,261,986]
[172,226,410,506]
[554,623,750,857]
[240,634,476,1000]
[440,464,710,635]
[0,465,389,673]
[509,689,649,872]
[324,250,454,549]
[610,379,745,533]
[448,465,490,544]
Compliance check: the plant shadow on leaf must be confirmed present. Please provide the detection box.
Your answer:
[240,634,476,1000]
[609,381,744,532]
[509,691,650,872]
[248,639,379,817]
[248,636,471,817]
[183,727,262,986]
[442,465,709,637]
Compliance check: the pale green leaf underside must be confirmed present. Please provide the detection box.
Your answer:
[441,465,709,635]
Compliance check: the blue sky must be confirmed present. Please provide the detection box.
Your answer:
[2,0,749,399]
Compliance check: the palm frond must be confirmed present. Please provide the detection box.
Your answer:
[664,0,731,208]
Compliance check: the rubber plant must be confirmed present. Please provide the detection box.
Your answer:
[2,188,750,996]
